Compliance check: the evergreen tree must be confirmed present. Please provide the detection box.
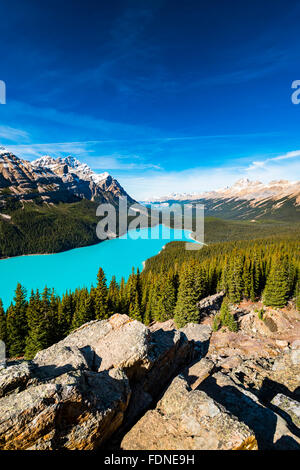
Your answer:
[242,259,252,299]
[47,290,60,344]
[174,264,200,328]
[213,297,238,332]
[6,284,28,357]
[228,254,244,303]
[93,267,108,319]
[0,299,6,344]
[107,276,120,315]
[25,290,48,359]
[154,273,176,322]
[129,292,142,322]
[118,277,128,314]
[58,291,74,337]
[71,289,94,330]
[296,282,300,313]
[263,257,290,308]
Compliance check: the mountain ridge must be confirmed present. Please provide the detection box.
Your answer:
[145,177,300,221]
[145,177,300,203]
[0,146,135,210]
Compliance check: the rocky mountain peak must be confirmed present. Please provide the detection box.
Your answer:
[0,149,134,207]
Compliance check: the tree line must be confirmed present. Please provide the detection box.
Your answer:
[0,237,299,359]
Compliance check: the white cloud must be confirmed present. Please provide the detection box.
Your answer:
[247,149,300,170]
[118,151,300,200]
[0,125,30,142]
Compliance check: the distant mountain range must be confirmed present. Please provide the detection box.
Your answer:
[145,178,300,221]
[0,147,134,210]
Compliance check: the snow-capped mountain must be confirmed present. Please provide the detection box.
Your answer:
[32,155,110,184]
[0,147,135,208]
[147,178,300,204]
[31,154,133,202]
[145,178,300,220]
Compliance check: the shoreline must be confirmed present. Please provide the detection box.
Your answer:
[141,244,166,272]
[0,225,199,262]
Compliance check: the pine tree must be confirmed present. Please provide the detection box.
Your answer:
[71,289,94,330]
[93,267,108,319]
[263,257,290,308]
[174,264,200,328]
[107,276,120,315]
[213,297,238,332]
[58,291,74,337]
[118,277,128,314]
[228,254,244,303]
[242,259,252,299]
[0,299,6,345]
[47,290,60,344]
[129,292,142,322]
[155,273,176,322]
[25,290,48,359]
[6,284,28,357]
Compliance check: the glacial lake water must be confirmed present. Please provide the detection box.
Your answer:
[0,225,197,309]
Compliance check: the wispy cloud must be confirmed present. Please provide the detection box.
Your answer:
[0,125,30,143]
[247,149,300,170]
[85,155,162,171]
[7,100,160,140]
[5,141,162,171]
[119,150,300,200]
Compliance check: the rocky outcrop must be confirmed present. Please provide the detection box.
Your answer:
[121,363,258,450]
[271,394,300,428]
[198,371,300,449]
[0,368,130,450]
[0,312,299,450]
[0,314,210,450]
[121,345,300,450]
[197,291,225,318]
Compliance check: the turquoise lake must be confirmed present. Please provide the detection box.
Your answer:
[0,225,197,309]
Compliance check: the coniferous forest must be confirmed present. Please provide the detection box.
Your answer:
[0,235,299,359]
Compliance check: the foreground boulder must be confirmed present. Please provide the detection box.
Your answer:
[121,362,257,450]
[0,314,210,450]
[0,369,129,450]
[198,371,300,449]
[1,312,298,450]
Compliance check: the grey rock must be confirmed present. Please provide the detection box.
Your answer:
[271,393,300,428]
[121,374,257,450]
[33,315,150,375]
[180,323,212,356]
[0,314,205,450]
[34,345,90,378]
[0,368,130,450]
[197,291,225,318]
[0,361,33,398]
[198,371,300,449]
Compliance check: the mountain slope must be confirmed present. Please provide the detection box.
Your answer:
[0,147,135,211]
[146,178,300,221]
[31,155,134,204]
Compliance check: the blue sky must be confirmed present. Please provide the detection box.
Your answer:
[0,0,300,199]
